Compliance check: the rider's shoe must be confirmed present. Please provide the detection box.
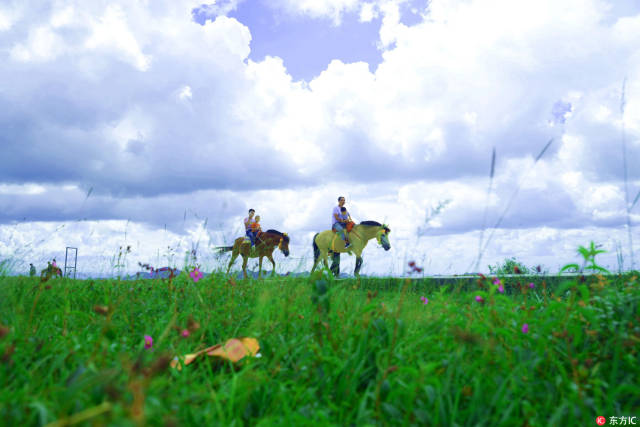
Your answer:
[345,242,351,249]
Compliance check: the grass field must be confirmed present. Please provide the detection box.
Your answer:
[1,268,639,426]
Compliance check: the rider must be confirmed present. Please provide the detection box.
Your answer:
[244,209,257,246]
[332,196,353,248]
[250,215,262,245]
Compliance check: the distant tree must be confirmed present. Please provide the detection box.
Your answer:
[488,257,531,275]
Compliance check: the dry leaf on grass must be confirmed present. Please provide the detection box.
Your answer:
[170,337,260,370]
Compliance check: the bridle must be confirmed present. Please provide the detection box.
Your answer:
[277,233,288,250]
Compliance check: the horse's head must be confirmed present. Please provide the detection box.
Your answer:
[277,232,290,257]
[376,225,391,251]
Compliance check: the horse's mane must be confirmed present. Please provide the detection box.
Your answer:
[359,220,390,232]
[265,229,290,242]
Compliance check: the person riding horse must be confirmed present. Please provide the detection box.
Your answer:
[244,209,259,247]
[332,196,354,249]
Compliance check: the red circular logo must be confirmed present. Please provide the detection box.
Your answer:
[596,416,606,426]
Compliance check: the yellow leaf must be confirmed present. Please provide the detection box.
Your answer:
[170,337,260,369]
[207,338,260,362]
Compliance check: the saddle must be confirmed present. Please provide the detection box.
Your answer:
[332,221,355,232]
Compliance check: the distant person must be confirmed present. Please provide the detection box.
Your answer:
[46,261,52,273]
[29,263,36,277]
[332,196,353,248]
[52,259,57,268]
[244,209,257,246]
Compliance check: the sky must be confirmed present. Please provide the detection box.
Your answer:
[1,0,639,277]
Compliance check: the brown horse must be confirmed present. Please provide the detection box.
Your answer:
[40,266,63,281]
[216,230,290,279]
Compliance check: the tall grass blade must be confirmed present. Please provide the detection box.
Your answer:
[478,139,554,266]
[473,148,496,272]
[620,77,634,270]
[631,190,640,212]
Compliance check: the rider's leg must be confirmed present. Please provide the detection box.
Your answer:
[334,223,350,247]
[246,229,255,246]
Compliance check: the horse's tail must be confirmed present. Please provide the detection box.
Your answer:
[214,246,234,254]
[312,233,320,262]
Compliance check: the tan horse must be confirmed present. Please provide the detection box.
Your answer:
[311,221,391,277]
[216,230,290,279]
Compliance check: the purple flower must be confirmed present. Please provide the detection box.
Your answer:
[475,295,484,303]
[144,335,153,349]
[521,324,529,334]
[528,282,535,289]
[181,329,190,337]
[190,268,203,283]
[420,296,428,305]
[498,284,504,293]
[493,277,500,286]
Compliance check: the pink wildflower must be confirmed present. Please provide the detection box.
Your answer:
[181,329,190,337]
[144,335,153,349]
[190,268,203,283]
[475,295,484,302]
[522,323,529,333]
[420,296,428,305]
[498,284,504,293]
[493,277,500,286]
[528,282,535,289]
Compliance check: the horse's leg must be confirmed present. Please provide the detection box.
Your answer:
[226,247,239,274]
[352,248,364,278]
[329,251,340,277]
[267,253,276,276]
[241,253,249,279]
[311,249,322,273]
[311,234,319,273]
[355,256,363,277]
[321,249,330,271]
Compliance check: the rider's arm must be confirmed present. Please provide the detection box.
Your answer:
[334,213,341,222]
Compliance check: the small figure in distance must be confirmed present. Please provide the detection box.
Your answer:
[29,263,36,277]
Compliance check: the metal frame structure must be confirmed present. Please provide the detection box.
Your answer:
[64,247,78,279]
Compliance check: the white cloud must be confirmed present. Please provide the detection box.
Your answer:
[0,184,47,195]
[359,2,378,22]
[272,0,362,25]
[0,5,18,32]
[84,5,151,71]
[178,85,193,101]
[1,0,640,275]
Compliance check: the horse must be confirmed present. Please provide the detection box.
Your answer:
[215,229,290,279]
[40,265,63,281]
[311,221,391,277]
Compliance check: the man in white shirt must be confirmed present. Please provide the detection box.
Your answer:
[332,196,353,248]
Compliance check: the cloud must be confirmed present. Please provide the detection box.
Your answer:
[269,0,363,25]
[1,0,640,274]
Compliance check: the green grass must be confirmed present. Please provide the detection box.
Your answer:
[1,270,639,426]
